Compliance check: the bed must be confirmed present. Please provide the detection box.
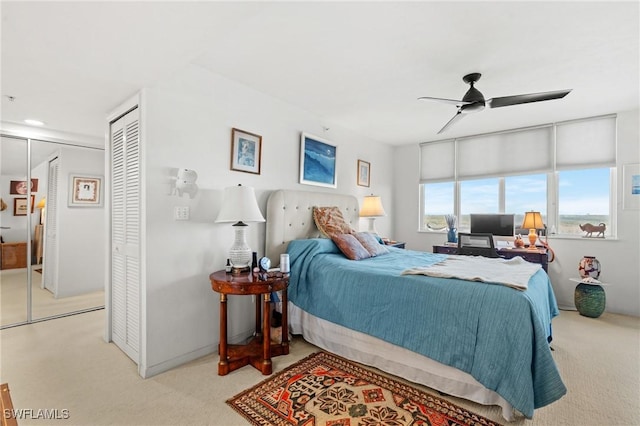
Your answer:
[265,189,566,421]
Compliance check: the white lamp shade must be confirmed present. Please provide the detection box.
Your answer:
[360,195,386,217]
[215,185,265,223]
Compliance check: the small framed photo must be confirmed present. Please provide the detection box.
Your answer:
[13,195,35,216]
[10,179,38,195]
[299,133,337,188]
[357,160,370,187]
[623,163,640,210]
[69,175,103,207]
[230,128,262,174]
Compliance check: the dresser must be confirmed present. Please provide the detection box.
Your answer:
[433,245,548,272]
[1,242,28,270]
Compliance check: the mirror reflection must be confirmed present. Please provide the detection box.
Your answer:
[0,136,105,327]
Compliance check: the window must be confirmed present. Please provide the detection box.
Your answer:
[459,178,499,231]
[422,182,454,230]
[419,115,616,237]
[558,168,611,236]
[506,174,547,230]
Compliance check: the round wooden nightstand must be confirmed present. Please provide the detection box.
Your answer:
[209,270,289,375]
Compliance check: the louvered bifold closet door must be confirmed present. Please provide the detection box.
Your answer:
[110,107,140,363]
[43,156,59,295]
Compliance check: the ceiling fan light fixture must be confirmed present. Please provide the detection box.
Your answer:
[419,72,571,134]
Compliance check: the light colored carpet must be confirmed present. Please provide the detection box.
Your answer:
[0,266,104,326]
[0,309,638,425]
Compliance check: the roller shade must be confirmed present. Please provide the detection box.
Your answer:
[556,115,616,170]
[419,115,616,182]
[420,140,455,183]
[457,125,553,179]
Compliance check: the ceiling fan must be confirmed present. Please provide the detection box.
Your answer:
[419,73,572,134]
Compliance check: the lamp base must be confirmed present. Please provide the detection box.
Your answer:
[229,222,252,271]
[231,265,250,275]
[365,217,378,235]
[527,228,538,250]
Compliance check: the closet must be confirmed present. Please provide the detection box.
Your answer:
[0,135,105,328]
[109,106,141,363]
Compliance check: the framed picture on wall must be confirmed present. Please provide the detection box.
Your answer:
[623,163,640,210]
[13,195,35,216]
[69,175,103,207]
[357,160,370,187]
[299,133,337,188]
[10,179,38,195]
[230,128,262,175]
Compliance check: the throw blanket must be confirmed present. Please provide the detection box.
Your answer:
[402,255,541,291]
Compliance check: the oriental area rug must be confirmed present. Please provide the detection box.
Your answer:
[227,351,502,426]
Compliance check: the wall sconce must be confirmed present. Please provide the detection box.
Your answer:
[170,168,198,199]
[360,194,386,235]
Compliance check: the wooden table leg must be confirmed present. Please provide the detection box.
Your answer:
[218,294,229,375]
[281,287,289,353]
[261,293,272,374]
[254,294,262,338]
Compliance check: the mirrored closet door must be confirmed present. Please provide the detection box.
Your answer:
[0,135,106,328]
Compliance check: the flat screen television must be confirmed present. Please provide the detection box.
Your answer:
[470,214,515,239]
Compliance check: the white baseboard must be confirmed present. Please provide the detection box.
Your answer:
[139,329,254,378]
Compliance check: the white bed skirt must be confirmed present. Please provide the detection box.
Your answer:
[288,301,516,422]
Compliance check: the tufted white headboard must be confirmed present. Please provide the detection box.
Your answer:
[265,189,359,263]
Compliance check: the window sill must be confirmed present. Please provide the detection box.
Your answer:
[547,235,618,241]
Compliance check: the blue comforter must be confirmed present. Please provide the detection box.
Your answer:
[287,239,566,419]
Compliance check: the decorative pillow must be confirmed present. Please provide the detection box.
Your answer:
[331,233,372,260]
[355,232,390,257]
[313,206,354,238]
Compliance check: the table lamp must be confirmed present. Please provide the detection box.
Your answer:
[36,197,46,225]
[215,184,265,273]
[521,211,544,250]
[360,195,386,235]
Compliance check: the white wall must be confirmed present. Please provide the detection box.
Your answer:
[393,108,640,317]
[55,146,105,297]
[139,64,394,376]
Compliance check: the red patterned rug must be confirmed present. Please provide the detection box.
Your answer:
[227,351,502,426]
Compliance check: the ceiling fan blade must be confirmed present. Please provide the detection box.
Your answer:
[437,111,465,134]
[487,89,572,108]
[418,96,472,106]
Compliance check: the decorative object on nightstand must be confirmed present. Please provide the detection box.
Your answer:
[215,184,265,274]
[521,211,544,250]
[360,194,386,235]
[445,214,457,243]
[385,241,406,249]
[578,255,601,279]
[514,234,525,248]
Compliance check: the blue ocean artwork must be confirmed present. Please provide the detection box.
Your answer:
[632,174,640,195]
[237,138,255,167]
[303,137,336,185]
